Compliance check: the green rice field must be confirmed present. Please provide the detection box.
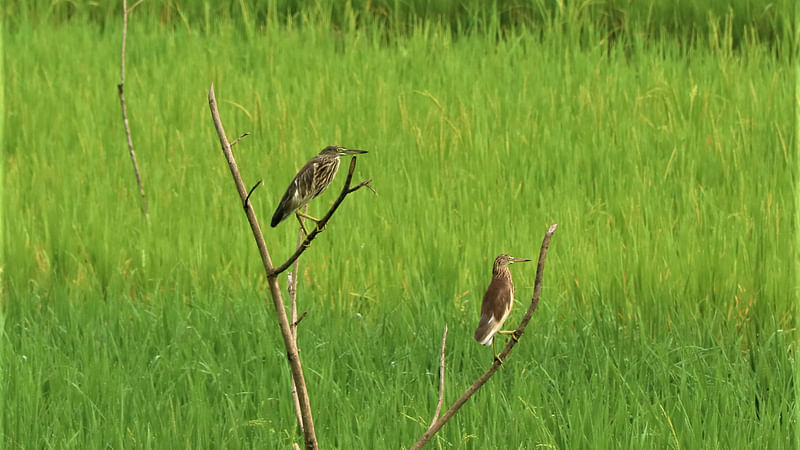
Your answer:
[2,1,797,448]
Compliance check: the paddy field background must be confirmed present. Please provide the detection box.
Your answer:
[1,1,797,448]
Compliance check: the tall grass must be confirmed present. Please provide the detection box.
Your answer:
[2,4,796,449]
[2,0,795,51]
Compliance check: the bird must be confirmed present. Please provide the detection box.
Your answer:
[474,254,531,363]
[271,145,367,235]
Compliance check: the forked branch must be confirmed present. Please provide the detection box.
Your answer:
[411,223,558,449]
[208,84,318,450]
[270,159,373,276]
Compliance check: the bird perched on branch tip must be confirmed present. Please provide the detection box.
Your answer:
[474,254,531,364]
[271,145,367,235]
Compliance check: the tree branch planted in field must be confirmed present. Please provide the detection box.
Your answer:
[118,0,149,221]
[429,325,448,426]
[411,223,558,449]
[288,214,306,432]
[208,84,318,450]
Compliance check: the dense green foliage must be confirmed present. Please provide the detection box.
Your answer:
[2,3,797,449]
[2,0,796,52]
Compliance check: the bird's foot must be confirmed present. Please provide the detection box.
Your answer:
[498,329,520,342]
[296,211,325,233]
[493,353,504,366]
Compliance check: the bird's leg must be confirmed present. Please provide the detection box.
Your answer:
[295,213,310,238]
[492,340,504,366]
[498,329,520,342]
[295,210,326,231]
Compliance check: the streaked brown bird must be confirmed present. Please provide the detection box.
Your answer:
[474,254,531,362]
[271,145,367,235]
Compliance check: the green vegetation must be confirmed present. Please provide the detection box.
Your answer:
[2,2,796,448]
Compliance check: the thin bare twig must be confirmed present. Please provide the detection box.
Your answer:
[411,224,558,449]
[288,212,306,433]
[118,0,149,221]
[127,0,144,13]
[245,180,263,210]
[429,325,448,426]
[270,161,372,276]
[230,131,250,148]
[208,84,318,450]
[292,311,308,327]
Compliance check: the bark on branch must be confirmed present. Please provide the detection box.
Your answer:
[411,223,558,449]
[118,0,149,221]
[208,84,318,450]
[429,325,448,426]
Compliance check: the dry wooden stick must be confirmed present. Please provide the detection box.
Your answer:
[208,84,318,450]
[411,223,558,449]
[288,210,306,432]
[429,325,448,426]
[118,0,148,221]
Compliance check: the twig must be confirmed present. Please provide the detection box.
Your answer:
[288,213,306,434]
[270,159,373,276]
[244,180,263,210]
[231,131,250,148]
[292,311,308,327]
[118,0,149,221]
[411,224,558,449]
[208,84,318,450]
[429,325,448,426]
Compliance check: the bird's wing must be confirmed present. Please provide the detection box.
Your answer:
[270,158,319,227]
[474,278,513,345]
[480,278,513,323]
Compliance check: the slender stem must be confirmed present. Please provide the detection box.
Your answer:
[411,224,558,449]
[208,84,318,450]
[288,207,306,432]
[429,325,448,426]
[118,0,149,221]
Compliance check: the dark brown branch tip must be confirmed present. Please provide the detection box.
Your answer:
[244,179,263,210]
[230,131,251,148]
[292,311,308,327]
[347,178,374,194]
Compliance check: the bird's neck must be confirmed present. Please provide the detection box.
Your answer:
[492,265,512,280]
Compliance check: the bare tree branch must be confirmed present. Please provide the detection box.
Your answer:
[269,158,373,276]
[429,325,448,427]
[288,213,306,433]
[230,131,250,148]
[244,180,262,210]
[208,84,318,450]
[292,311,308,327]
[118,0,149,221]
[127,0,144,13]
[411,223,558,449]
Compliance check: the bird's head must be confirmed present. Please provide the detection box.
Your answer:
[493,254,531,273]
[320,145,368,157]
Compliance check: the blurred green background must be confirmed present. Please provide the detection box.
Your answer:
[2,1,796,448]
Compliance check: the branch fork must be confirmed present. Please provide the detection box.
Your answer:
[208,84,374,450]
[411,224,558,449]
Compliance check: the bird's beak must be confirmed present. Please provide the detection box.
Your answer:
[342,148,368,155]
[510,257,531,264]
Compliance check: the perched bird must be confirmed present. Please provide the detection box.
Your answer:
[271,145,367,234]
[474,254,531,362]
